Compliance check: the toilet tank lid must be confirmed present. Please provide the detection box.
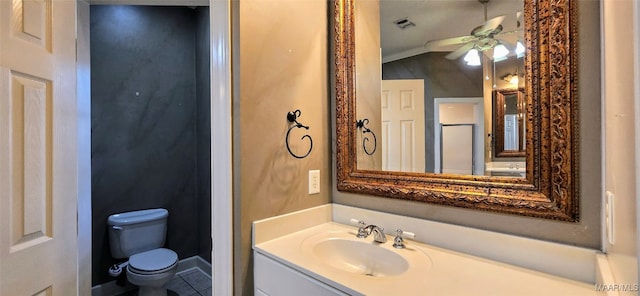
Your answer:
[107,208,168,226]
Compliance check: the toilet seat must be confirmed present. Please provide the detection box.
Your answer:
[128,248,178,275]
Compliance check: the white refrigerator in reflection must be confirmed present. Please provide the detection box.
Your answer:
[441,124,474,175]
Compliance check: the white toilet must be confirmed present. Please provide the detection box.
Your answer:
[108,208,178,296]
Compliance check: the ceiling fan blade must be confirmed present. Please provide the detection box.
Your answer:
[495,28,523,45]
[475,15,505,35]
[445,42,475,60]
[425,35,476,48]
[496,29,520,36]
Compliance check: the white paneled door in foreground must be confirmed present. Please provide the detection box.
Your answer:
[0,0,79,295]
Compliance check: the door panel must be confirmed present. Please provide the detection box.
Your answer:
[8,72,52,251]
[1,0,78,294]
[400,120,415,171]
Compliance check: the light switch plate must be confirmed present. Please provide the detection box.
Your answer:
[605,191,615,245]
[308,170,320,194]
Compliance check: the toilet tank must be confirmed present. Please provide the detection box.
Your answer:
[107,208,169,258]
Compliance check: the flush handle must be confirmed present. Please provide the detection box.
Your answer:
[112,226,123,230]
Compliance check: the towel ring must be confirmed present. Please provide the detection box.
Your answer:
[286,110,313,159]
[356,118,377,156]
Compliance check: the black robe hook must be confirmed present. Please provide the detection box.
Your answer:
[286,110,313,159]
[356,118,377,156]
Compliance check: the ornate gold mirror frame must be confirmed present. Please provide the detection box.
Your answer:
[334,0,579,221]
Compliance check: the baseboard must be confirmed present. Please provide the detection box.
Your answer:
[176,255,212,277]
[91,278,136,296]
[91,255,212,296]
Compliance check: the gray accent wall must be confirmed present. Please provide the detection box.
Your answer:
[382,52,483,173]
[90,5,210,286]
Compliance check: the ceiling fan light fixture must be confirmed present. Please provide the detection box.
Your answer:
[508,75,518,85]
[516,41,525,58]
[502,73,519,85]
[464,49,481,66]
[493,43,509,61]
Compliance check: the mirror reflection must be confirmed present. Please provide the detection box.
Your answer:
[355,0,525,178]
[493,88,526,157]
[501,92,522,151]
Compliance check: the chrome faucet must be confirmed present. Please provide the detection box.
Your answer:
[358,224,387,243]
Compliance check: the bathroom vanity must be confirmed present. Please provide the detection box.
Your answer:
[253,205,599,296]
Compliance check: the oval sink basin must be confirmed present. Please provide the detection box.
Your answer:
[312,238,409,277]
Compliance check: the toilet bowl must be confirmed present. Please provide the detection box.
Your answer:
[126,248,178,296]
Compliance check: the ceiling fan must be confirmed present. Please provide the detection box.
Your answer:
[425,0,515,64]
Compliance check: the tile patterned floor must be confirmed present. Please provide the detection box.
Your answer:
[165,268,212,296]
[117,268,211,296]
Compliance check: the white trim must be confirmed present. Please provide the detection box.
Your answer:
[433,97,485,175]
[382,47,432,64]
[76,1,92,294]
[210,0,234,295]
[599,0,608,255]
[595,253,619,296]
[381,45,449,64]
[633,0,640,284]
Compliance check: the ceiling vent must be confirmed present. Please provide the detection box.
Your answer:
[393,18,415,30]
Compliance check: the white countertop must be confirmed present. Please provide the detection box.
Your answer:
[254,212,597,296]
[485,161,526,173]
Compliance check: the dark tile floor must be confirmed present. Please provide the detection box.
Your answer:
[117,268,211,296]
[165,269,211,296]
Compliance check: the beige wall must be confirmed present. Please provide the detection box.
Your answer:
[355,0,383,170]
[483,55,494,163]
[602,0,638,287]
[333,0,602,249]
[234,0,330,294]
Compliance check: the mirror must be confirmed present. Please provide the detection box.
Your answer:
[358,0,527,176]
[493,88,526,157]
[334,0,579,221]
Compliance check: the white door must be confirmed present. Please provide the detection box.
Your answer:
[0,0,78,295]
[381,79,425,172]
[504,114,519,150]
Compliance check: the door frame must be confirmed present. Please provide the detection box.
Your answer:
[433,97,484,175]
[77,1,92,292]
[76,1,233,294]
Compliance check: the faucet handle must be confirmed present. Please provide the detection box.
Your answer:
[350,219,369,238]
[393,229,416,249]
[398,229,415,239]
[350,218,366,226]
